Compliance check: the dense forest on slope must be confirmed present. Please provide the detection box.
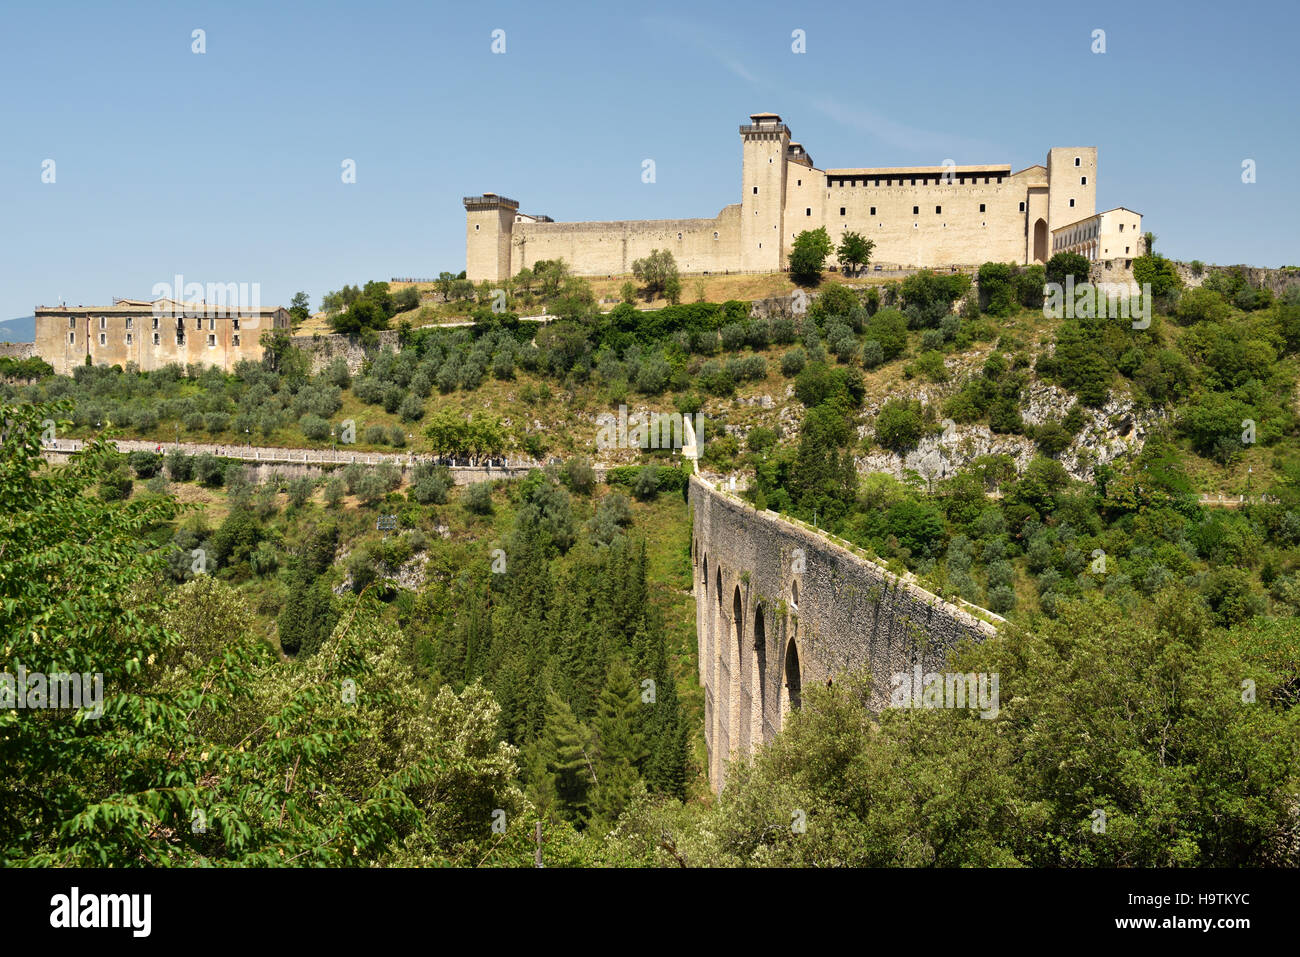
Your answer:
[4,255,1299,867]
[3,400,1298,867]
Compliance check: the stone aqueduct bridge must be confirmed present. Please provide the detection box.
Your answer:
[689,474,1002,792]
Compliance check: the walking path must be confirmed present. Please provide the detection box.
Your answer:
[40,437,554,483]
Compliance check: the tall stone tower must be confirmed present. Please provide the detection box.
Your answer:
[463,193,518,283]
[1046,147,1097,236]
[739,113,789,272]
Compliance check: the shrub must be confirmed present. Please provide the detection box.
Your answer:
[720,323,747,352]
[411,463,451,504]
[563,456,596,494]
[464,481,494,514]
[398,394,425,422]
[355,472,387,506]
[977,262,1018,317]
[1174,287,1231,325]
[770,317,797,345]
[127,450,163,479]
[324,476,346,507]
[987,584,1016,614]
[632,465,660,501]
[388,426,407,447]
[195,453,225,487]
[875,399,925,452]
[698,360,734,396]
[864,309,908,360]
[861,339,885,369]
[747,426,777,453]
[781,347,807,377]
[299,414,331,441]
[165,450,194,482]
[1046,252,1090,289]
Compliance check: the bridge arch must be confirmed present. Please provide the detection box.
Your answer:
[781,636,802,723]
[752,603,768,746]
[729,585,747,760]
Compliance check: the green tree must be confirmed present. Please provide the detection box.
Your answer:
[591,659,648,824]
[289,291,311,325]
[836,231,875,277]
[790,227,833,285]
[631,249,679,300]
[1045,252,1091,289]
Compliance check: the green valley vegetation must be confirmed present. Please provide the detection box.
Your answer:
[5,257,1300,867]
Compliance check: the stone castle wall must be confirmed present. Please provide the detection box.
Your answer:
[512,204,743,277]
[289,330,401,374]
[689,474,999,791]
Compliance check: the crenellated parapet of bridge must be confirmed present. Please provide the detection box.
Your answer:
[688,474,1001,792]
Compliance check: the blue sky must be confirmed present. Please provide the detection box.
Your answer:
[1,0,1296,321]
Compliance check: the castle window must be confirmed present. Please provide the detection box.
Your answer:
[126,333,133,345]
[1069,198,1075,207]
[713,231,719,239]
[1081,176,1087,185]
[806,208,811,216]
[840,207,845,216]
[913,223,918,228]
[1074,157,1081,166]
[1019,201,1026,212]
[753,186,758,194]
[797,179,801,186]
[69,332,75,344]
[68,317,74,328]
[1119,223,1124,232]
[910,177,916,185]
[870,206,876,216]
[208,317,215,330]
[99,333,106,346]
[99,316,106,329]
[935,205,942,214]
[153,333,160,345]
[233,335,240,346]
[125,317,133,330]
[475,224,479,230]
[196,317,202,330]
[912,206,919,215]
[207,334,216,347]
[232,318,239,330]
[1125,246,1130,254]
[677,232,682,240]
[979,203,986,212]
[152,317,159,329]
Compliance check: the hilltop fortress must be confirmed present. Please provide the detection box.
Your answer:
[465,112,1142,283]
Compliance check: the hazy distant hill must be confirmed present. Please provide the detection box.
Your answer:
[0,316,35,343]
